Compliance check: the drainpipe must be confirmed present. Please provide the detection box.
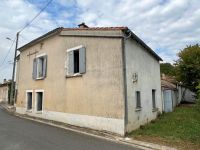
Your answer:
[121,30,132,135]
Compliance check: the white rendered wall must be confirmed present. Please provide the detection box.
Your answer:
[125,39,162,132]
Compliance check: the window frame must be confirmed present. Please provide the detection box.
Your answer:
[33,53,47,80]
[66,45,86,77]
[152,89,156,110]
[26,90,33,111]
[36,56,45,79]
[135,91,141,110]
[35,90,44,113]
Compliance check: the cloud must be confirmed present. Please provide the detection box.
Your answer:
[73,0,200,63]
[0,0,200,82]
[0,0,57,82]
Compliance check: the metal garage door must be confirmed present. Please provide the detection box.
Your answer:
[163,90,173,112]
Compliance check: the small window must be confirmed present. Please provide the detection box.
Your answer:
[37,57,44,78]
[136,91,141,108]
[152,89,156,109]
[26,92,32,110]
[33,55,47,80]
[36,92,43,111]
[66,46,86,76]
[74,50,79,73]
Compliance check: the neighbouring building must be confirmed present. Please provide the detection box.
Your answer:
[0,79,11,103]
[161,77,178,112]
[161,74,196,112]
[15,23,163,135]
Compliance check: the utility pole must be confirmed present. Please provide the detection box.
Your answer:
[9,32,19,105]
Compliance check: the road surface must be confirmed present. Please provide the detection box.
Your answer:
[0,107,140,150]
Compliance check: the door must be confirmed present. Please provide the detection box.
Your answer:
[163,90,173,112]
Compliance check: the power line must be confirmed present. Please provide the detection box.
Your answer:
[0,38,16,68]
[19,0,54,33]
[1,0,53,69]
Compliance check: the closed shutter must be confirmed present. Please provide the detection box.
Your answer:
[66,51,74,76]
[32,58,37,80]
[79,47,86,74]
[42,55,47,78]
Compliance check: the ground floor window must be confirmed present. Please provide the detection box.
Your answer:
[136,91,141,108]
[152,89,156,109]
[36,91,43,111]
[26,91,33,110]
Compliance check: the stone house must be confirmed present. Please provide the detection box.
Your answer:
[0,79,11,103]
[15,23,162,136]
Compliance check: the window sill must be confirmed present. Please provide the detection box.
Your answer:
[26,110,32,113]
[66,73,82,78]
[35,111,42,114]
[35,77,44,80]
[152,108,158,112]
[135,107,142,112]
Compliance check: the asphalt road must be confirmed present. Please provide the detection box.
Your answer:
[0,107,140,150]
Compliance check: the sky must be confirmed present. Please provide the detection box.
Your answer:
[0,0,200,82]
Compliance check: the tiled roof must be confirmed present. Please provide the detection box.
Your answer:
[161,79,177,90]
[63,27,128,31]
[17,25,162,61]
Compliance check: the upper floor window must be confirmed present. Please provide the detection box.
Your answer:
[65,45,86,76]
[32,54,47,80]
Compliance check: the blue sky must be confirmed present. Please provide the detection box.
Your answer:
[0,0,200,82]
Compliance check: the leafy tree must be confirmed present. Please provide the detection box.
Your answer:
[175,44,200,92]
[160,63,176,76]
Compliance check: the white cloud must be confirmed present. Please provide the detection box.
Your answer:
[0,0,57,82]
[1,0,200,82]
[73,0,200,64]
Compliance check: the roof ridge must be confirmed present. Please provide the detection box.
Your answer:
[63,26,128,30]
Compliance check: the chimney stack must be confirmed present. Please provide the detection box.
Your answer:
[78,22,89,28]
[3,79,6,83]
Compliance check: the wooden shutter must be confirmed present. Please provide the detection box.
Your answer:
[79,47,86,74]
[32,58,37,80]
[42,55,47,78]
[66,51,74,76]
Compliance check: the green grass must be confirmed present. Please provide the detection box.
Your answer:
[130,105,200,144]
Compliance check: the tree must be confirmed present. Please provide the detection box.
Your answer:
[160,63,176,76]
[175,44,200,92]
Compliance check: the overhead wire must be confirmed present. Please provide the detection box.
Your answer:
[0,0,54,73]
[0,38,16,69]
[19,0,54,33]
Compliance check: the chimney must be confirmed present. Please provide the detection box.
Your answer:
[78,22,89,28]
[3,79,6,83]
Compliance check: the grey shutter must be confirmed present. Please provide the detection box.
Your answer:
[42,55,47,78]
[66,51,74,76]
[32,58,37,80]
[79,47,86,74]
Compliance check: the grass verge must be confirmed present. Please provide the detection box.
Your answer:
[129,105,200,150]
